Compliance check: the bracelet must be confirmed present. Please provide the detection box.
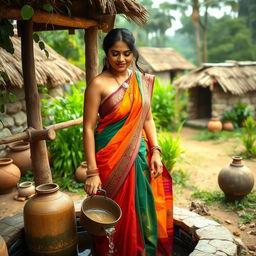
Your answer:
[88,167,99,172]
[87,169,100,176]
[151,145,162,155]
[85,173,99,180]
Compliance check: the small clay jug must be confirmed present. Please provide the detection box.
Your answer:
[207,117,222,132]
[218,156,254,201]
[223,120,234,131]
[17,181,35,198]
[23,183,77,256]
[0,158,21,194]
[7,141,31,175]
[0,235,8,256]
[75,161,87,183]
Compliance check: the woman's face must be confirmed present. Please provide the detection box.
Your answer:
[107,40,133,73]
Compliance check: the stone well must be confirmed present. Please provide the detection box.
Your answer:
[0,201,243,256]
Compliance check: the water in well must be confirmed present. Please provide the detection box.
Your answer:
[7,217,196,256]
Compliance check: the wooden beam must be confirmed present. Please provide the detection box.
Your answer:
[85,26,99,85]
[0,8,98,30]
[21,20,52,185]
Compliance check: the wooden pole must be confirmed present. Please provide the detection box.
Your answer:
[85,26,99,85]
[21,20,52,185]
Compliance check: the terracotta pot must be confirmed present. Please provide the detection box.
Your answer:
[75,161,87,183]
[0,235,8,256]
[23,183,77,256]
[7,141,31,175]
[218,156,254,201]
[80,189,122,236]
[17,181,35,197]
[207,117,222,132]
[223,120,234,131]
[0,158,21,194]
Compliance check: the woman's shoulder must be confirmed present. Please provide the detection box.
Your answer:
[88,72,109,89]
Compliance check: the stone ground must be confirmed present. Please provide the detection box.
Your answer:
[0,126,255,254]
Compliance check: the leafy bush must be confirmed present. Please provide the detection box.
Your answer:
[241,116,256,158]
[222,103,252,128]
[42,82,85,190]
[152,78,188,130]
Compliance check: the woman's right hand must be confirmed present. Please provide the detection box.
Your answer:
[84,175,102,195]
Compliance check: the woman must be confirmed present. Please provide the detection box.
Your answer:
[83,28,173,256]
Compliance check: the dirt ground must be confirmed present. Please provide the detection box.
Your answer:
[0,127,255,253]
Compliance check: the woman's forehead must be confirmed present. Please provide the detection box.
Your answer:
[109,40,130,51]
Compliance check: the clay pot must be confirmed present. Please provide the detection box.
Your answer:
[207,117,222,132]
[0,235,8,256]
[218,156,255,201]
[75,161,87,183]
[7,141,31,175]
[0,158,21,194]
[23,183,77,256]
[223,120,234,131]
[17,181,35,197]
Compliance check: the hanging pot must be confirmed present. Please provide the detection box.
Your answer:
[0,158,21,194]
[207,117,222,132]
[75,161,87,183]
[23,183,77,256]
[218,156,254,201]
[7,141,31,175]
[17,181,35,198]
[223,120,234,131]
[0,235,8,256]
[80,189,122,236]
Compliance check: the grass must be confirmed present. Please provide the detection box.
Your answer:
[191,188,256,224]
[191,129,242,142]
[171,168,190,187]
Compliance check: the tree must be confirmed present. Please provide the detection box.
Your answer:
[207,16,256,62]
[238,0,256,44]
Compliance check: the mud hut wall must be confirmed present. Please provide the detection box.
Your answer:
[211,85,256,118]
[0,86,65,157]
[187,85,256,119]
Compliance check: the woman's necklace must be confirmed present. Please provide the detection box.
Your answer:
[111,71,130,89]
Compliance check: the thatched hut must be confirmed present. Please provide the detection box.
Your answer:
[0,35,85,156]
[138,47,196,84]
[173,62,256,123]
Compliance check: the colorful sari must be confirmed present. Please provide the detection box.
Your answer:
[94,71,173,256]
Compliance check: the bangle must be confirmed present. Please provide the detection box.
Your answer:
[85,173,99,180]
[88,167,99,172]
[87,168,100,176]
[151,145,162,155]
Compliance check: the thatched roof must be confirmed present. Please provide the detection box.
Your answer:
[0,36,85,88]
[173,62,256,95]
[86,0,148,25]
[138,47,196,73]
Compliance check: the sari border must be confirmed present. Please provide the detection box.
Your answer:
[104,72,154,198]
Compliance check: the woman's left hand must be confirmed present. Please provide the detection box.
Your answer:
[150,151,163,179]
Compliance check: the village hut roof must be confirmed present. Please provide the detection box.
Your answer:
[138,47,196,73]
[0,35,85,89]
[173,61,256,95]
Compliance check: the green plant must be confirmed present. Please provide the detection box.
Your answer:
[152,78,188,131]
[222,103,252,128]
[158,128,184,171]
[191,188,225,205]
[41,82,85,190]
[171,168,190,187]
[241,116,256,158]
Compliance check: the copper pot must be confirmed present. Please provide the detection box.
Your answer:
[7,141,31,175]
[24,183,77,255]
[0,235,8,256]
[218,156,254,201]
[80,189,122,236]
[17,181,35,197]
[0,158,21,194]
[75,161,87,183]
[223,120,234,131]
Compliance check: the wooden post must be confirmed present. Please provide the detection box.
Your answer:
[85,26,99,85]
[20,20,52,185]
